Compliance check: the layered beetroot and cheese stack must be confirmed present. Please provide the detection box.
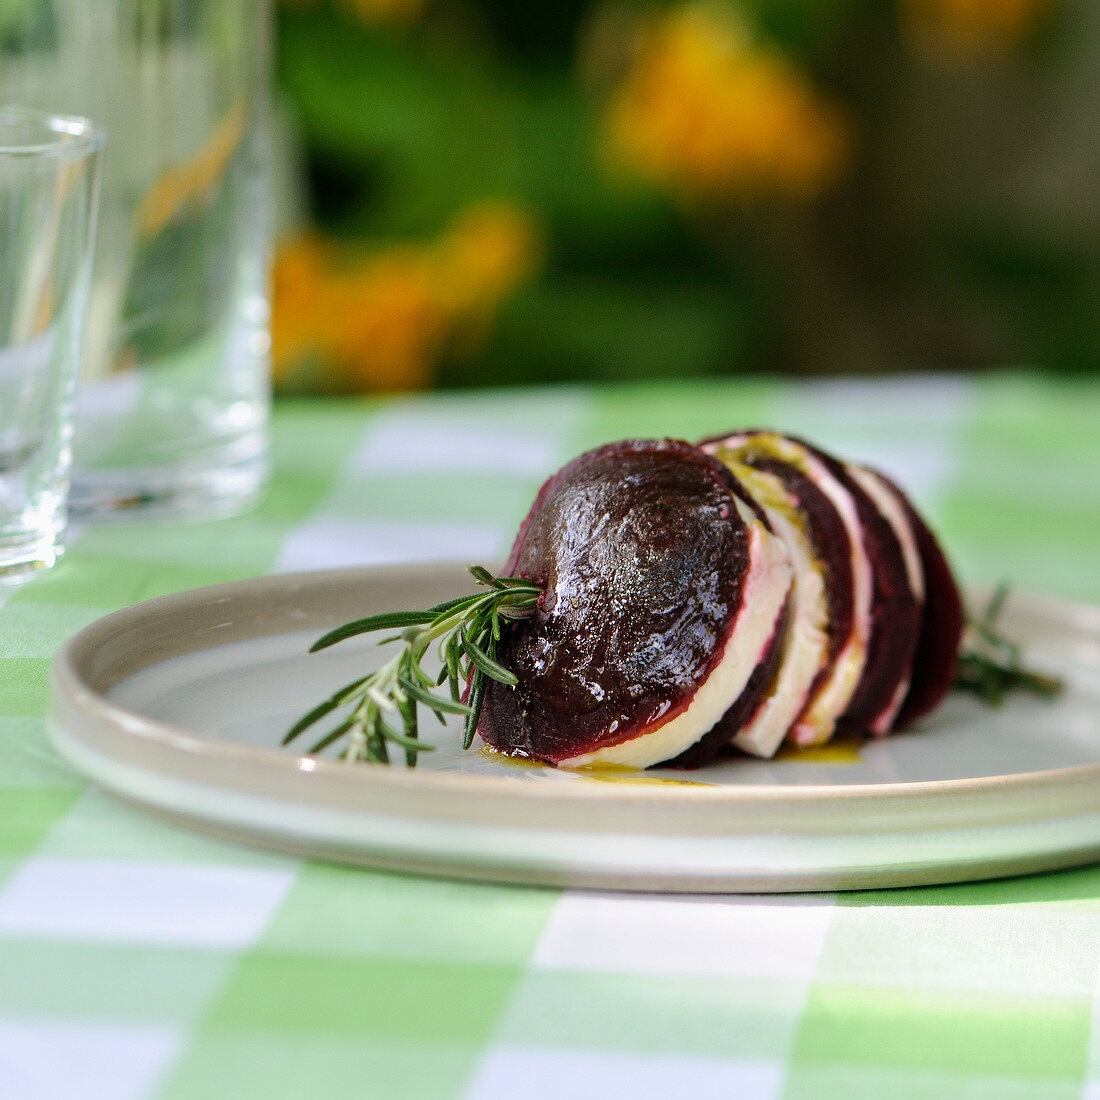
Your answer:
[475,433,964,770]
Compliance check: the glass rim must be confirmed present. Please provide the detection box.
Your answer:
[0,105,105,158]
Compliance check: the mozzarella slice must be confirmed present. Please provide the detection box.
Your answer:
[722,464,830,758]
[848,466,924,603]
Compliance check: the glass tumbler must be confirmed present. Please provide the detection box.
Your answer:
[0,107,103,582]
[1,2,273,519]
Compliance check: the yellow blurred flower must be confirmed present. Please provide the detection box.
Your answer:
[606,4,852,204]
[326,248,449,392]
[270,235,331,380]
[271,202,541,393]
[902,0,1057,60]
[437,202,544,354]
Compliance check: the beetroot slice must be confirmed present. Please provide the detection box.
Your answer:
[873,472,964,728]
[703,430,922,736]
[795,441,921,733]
[699,432,857,734]
[666,593,790,768]
[478,439,760,766]
[737,452,854,710]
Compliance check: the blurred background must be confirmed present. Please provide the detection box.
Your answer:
[270,0,1100,395]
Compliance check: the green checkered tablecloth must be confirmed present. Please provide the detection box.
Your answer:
[2,371,1099,1099]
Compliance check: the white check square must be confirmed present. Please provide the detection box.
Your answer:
[0,859,294,948]
[0,1018,181,1100]
[465,1047,783,1100]
[354,417,564,477]
[532,892,834,982]
[274,518,508,573]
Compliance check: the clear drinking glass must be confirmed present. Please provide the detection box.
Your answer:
[0,107,103,582]
[0,2,273,519]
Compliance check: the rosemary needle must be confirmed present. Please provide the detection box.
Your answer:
[283,565,541,766]
[953,583,1064,705]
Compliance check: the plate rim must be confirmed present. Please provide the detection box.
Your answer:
[49,560,1100,812]
[46,561,1100,889]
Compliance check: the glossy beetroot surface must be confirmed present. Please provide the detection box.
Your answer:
[477,440,756,765]
[476,430,962,769]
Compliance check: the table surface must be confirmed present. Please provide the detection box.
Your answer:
[2,371,1100,1100]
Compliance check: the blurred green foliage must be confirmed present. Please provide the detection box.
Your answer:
[275,0,1100,389]
[277,4,754,386]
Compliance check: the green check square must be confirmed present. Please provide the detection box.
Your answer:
[942,372,1100,601]
[783,1064,1084,1100]
[967,374,1100,459]
[842,865,1100,912]
[939,488,1100,601]
[792,984,1089,1079]
[8,555,243,610]
[72,519,279,576]
[0,787,82,857]
[582,377,778,447]
[0,940,235,1023]
[0,718,83,787]
[258,470,345,526]
[0,600,110,657]
[204,952,521,1044]
[158,1035,474,1100]
[257,399,377,526]
[271,398,377,478]
[1,658,58,717]
[259,862,557,966]
[10,555,147,610]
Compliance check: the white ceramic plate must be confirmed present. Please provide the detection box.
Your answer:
[48,562,1100,892]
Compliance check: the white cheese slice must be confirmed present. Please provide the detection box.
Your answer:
[730,491,829,759]
[847,466,924,602]
[557,500,792,770]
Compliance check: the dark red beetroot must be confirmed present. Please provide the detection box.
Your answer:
[477,439,768,766]
[790,439,921,734]
[872,472,964,728]
[743,456,854,680]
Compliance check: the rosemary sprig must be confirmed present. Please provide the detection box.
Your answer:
[953,583,1064,705]
[283,565,541,765]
